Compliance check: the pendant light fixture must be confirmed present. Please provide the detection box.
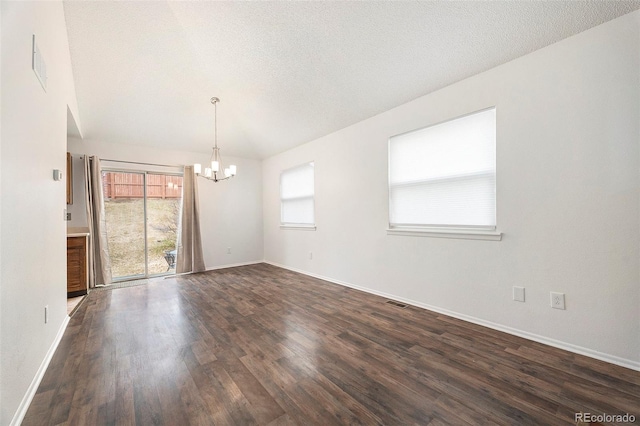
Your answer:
[194,97,236,182]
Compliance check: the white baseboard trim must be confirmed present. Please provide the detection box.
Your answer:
[166,261,265,279]
[264,261,640,372]
[205,260,263,272]
[11,314,71,426]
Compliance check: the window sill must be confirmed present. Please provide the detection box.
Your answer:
[280,225,317,231]
[386,227,502,241]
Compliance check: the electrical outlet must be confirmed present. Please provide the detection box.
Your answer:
[550,292,565,310]
[44,305,49,324]
[513,286,525,302]
[66,212,71,221]
[226,247,231,254]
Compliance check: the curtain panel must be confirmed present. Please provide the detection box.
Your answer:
[84,156,112,287]
[177,166,206,274]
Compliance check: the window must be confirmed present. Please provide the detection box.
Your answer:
[388,107,496,233]
[280,162,315,228]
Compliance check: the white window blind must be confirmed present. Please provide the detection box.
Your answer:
[389,108,496,229]
[281,162,314,225]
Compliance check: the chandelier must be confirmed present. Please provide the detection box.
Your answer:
[194,97,236,182]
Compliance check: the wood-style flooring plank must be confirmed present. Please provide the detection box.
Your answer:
[22,263,640,425]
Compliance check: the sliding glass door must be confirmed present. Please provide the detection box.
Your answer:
[102,170,183,281]
[102,171,146,279]
[146,174,182,275]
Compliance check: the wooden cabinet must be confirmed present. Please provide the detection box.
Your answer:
[67,236,87,297]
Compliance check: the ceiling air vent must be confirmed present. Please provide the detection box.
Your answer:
[32,35,47,92]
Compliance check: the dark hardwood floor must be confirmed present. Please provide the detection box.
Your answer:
[24,263,639,425]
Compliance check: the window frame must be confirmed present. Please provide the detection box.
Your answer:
[387,107,501,241]
[280,161,316,230]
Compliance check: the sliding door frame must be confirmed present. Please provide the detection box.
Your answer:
[102,167,184,282]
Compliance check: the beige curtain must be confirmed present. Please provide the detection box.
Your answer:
[177,166,206,273]
[84,156,112,287]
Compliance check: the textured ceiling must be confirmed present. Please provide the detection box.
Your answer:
[64,1,640,159]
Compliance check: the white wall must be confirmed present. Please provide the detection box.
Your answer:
[67,138,264,269]
[1,2,80,424]
[0,4,3,420]
[263,11,640,368]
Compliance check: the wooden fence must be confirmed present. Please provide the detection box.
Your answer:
[102,173,183,199]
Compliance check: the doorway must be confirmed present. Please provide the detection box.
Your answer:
[102,170,183,281]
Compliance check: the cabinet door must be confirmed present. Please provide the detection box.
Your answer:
[67,237,87,295]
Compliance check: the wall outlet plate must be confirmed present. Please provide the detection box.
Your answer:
[513,286,525,302]
[551,292,565,310]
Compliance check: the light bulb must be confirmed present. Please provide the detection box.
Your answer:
[211,160,219,172]
[229,165,237,176]
[205,168,212,178]
[194,163,201,175]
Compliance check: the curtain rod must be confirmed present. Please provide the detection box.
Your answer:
[79,156,184,169]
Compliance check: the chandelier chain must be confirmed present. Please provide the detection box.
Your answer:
[214,99,218,149]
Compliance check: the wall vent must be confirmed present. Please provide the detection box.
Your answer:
[32,35,47,92]
[386,300,407,308]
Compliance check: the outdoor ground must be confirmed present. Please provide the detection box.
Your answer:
[103,198,180,278]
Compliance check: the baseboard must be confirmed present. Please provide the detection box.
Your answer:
[11,314,70,426]
[264,261,640,372]
[205,260,263,271]
[166,261,264,279]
